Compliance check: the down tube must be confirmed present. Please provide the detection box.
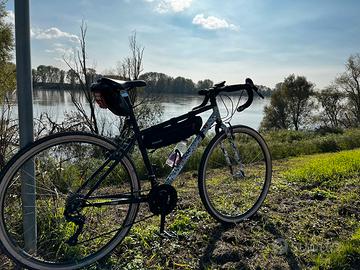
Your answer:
[165,110,218,185]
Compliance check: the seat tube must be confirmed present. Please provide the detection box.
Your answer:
[124,94,157,185]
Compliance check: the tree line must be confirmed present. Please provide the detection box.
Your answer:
[32,65,97,89]
[32,66,273,96]
[260,54,360,131]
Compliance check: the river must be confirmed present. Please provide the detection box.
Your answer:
[12,89,269,132]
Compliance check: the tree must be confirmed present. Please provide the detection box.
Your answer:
[59,70,65,84]
[0,1,17,168]
[116,32,144,103]
[32,69,40,85]
[315,86,345,129]
[63,21,100,134]
[335,54,360,126]
[0,1,12,64]
[196,79,213,90]
[0,61,16,99]
[85,68,97,85]
[282,74,314,130]
[115,33,163,130]
[260,75,314,131]
[47,66,61,83]
[0,1,15,100]
[139,72,172,93]
[260,83,290,130]
[66,69,78,86]
[139,72,202,94]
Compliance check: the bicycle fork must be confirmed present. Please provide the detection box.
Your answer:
[220,125,245,178]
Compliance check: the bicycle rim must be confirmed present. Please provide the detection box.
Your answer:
[199,126,271,223]
[0,133,139,270]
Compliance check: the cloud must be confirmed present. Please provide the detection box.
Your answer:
[192,14,238,30]
[146,0,193,13]
[45,43,74,61]
[32,27,79,42]
[45,46,73,55]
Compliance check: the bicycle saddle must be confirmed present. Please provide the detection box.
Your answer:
[97,77,147,90]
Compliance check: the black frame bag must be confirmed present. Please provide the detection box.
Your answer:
[141,116,202,149]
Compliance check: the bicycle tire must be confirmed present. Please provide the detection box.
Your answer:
[198,125,272,223]
[0,132,140,270]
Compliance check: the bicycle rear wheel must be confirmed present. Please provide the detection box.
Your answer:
[198,125,271,223]
[0,132,139,270]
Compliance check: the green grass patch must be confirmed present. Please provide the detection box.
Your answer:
[313,228,360,270]
[283,149,360,189]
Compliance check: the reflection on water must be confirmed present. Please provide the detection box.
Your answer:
[9,89,269,131]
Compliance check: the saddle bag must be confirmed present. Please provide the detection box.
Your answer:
[141,116,202,149]
[91,78,131,116]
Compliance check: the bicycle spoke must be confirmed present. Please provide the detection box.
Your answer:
[0,134,140,269]
[199,126,271,223]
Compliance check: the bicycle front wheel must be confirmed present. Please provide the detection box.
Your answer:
[198,125,271,224]
[0,132,139,270]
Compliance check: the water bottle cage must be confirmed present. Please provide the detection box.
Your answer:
[172,149,182,168]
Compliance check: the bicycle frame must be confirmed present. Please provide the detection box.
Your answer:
[164,107,220,185]
[80,93,229,205]
[132,93,227,187]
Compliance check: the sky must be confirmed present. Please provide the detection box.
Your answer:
[5,0,360,89]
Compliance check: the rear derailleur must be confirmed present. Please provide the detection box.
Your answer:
[63,193,86,246]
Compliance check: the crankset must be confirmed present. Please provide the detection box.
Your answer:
[147,184,178,234]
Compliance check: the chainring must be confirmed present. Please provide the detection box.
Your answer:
[148,184,178,215]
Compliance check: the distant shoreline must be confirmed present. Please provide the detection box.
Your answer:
[33,83,272,97]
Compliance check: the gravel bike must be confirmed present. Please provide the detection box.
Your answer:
[0,77,271,269]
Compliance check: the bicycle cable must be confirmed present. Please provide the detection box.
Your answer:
[219,94,231,121]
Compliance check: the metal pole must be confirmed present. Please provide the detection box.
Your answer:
[14,0,37,253]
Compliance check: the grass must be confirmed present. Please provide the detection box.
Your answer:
[264,128,360,159]
[98,149,360,269]
[0,135,359,269]
[313,228,360,270]
[283,149,360,188]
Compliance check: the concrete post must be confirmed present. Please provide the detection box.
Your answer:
[14,0,37,253]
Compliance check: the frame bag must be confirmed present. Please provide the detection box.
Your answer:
[142,116,202,149]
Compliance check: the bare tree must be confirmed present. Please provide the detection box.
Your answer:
[63,21,100,134]
[335,54,360,126]
[62,26,162,135]
[114,32,163,129]
[116,32,144,103]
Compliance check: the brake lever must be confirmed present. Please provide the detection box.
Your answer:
[245,78,264,99]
